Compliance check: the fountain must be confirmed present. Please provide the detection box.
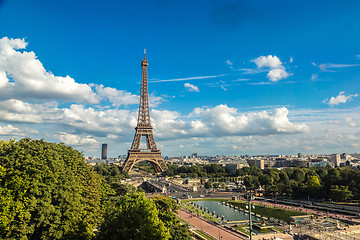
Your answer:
[252,219,274,232]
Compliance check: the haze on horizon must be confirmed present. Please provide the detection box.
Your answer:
[0,0,359,157]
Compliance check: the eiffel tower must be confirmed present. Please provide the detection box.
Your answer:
[122,50,168,173]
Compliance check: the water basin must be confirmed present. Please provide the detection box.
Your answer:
[194,201,258,222]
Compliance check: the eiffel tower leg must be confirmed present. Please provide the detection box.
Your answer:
[150,162,161,173]
[123,154,137,173]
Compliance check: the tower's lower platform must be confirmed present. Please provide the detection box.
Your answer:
[123,150,168,173]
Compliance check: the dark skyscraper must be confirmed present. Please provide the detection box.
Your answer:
[101,143,107,159]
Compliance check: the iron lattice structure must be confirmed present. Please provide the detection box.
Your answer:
[122,51,168,173]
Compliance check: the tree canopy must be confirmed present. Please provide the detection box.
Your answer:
[151,196,192,240]
[0,138,103,240]
[97,192,170,240]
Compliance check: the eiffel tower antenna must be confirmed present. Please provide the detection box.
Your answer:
[122,51,168,174]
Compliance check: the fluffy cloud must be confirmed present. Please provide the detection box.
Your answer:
[0,124,20,135]
[323,91,358,107]
[189,105,309,136]
[184,83,199,92]
[59,132,98,146]
[252,55,290,82]
[0,96,308,142]
[0,37,99,104]
[0,99,136,136]
[151,105,309,140]
[345,117,357,127]
[94,84,138,106]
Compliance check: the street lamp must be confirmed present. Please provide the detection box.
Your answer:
[247,193,255,240]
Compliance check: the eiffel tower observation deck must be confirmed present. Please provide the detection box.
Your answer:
[122,50,168,173]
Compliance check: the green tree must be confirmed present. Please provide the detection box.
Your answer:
[204,181,212,189]
[292,168,306,182]
[109,182,137,196]
[306,175,321,197]
[307,175,321,188]
[243,175,260,190]
[0,138,102,240]
[329,185,353,201]
[93,163,128,184]
[97,192,170,240]
[152,196,192,240]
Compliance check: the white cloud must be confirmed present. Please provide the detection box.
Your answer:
[107,134,118,139]
[267,68,289,82]
[149,93,165,107]
[252,55,290,82]
[323,91,359,107]
[149,74,225,83]
[319,63,360,72]
[0,99,136,136]
[220,85,227,91]
[225,59,233,68]
[190,105,309,136]
[289,57,293,63]
[0,124,20,135]
[252,55,283,68]
[0,37,99,104]
[345,118,357,128]
[94,84,138,107]
[150,105,309,140]
[184,83,199,92]
[311,74,318,80]
[93,84,165,107]
[59,132,98,146]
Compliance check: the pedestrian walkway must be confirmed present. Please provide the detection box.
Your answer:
[178,209,247,240]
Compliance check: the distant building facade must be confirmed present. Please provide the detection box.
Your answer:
[247,159,265,170]
[329,154,341,167]
[225,163,249,174]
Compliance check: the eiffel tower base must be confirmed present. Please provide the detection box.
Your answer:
[123,151,168,174]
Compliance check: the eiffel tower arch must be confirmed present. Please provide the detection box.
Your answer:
[123,50,168,174]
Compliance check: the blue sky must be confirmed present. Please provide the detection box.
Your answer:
[0,0,360,157]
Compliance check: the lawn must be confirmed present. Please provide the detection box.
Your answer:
[193,230,217,240]
[228,200,308,223]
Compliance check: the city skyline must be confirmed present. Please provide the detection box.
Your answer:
[0,0,360,157]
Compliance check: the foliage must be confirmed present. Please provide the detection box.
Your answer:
[165,163,360,201]
[134,161,156,174]
[243,175,260,190]
[109,182,137,196]
[0,138,103,240]
[329,185,353,201]
[152,196,192,240]
[97,192,170,240]
[239,165,359,201]
[164,164,229,178]
[93,163,128,185]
